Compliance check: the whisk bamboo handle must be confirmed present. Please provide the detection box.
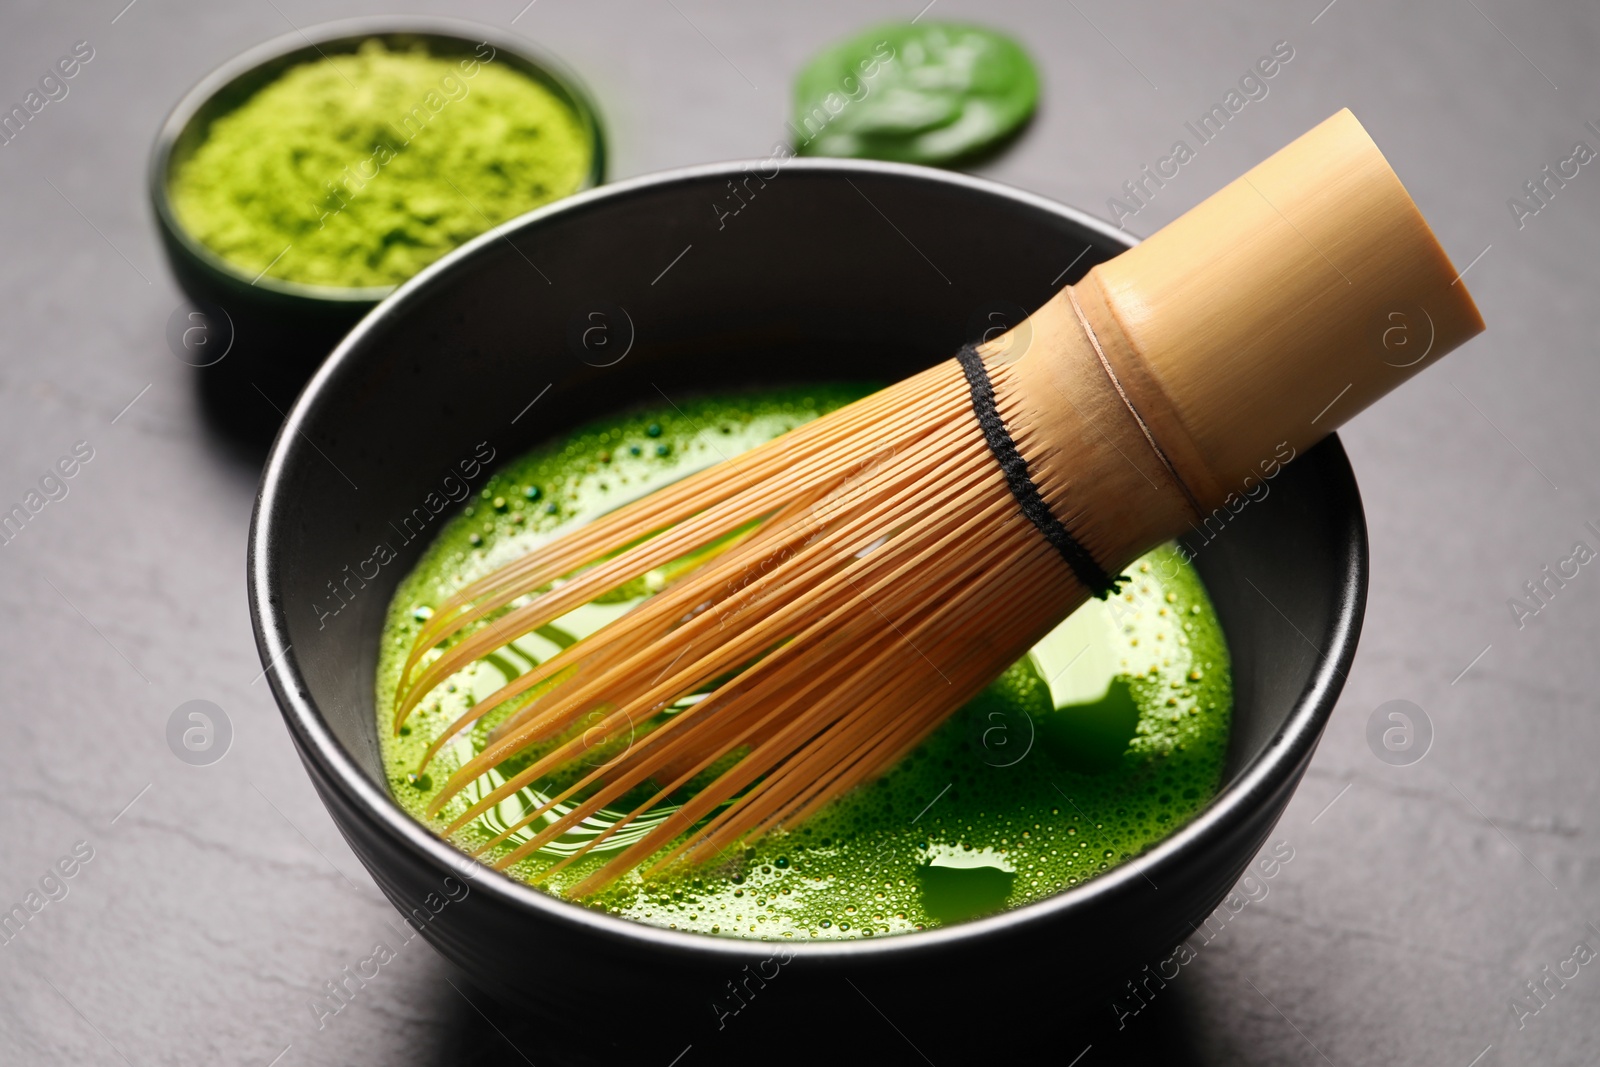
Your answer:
[996,108,1484,530]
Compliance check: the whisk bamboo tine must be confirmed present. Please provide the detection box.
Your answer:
[476,483,848,747]
[746,564,1069,838]
[411,379,915,623]
[433,437,1001,792]
[394,387,968,722]
[399,367,957,682]
[573,501,1045,881]
[413,489,830,767]
[499,649,858,875]
[664,535,1059,861]
[450,429,1044,864]
[458,473,1019,850]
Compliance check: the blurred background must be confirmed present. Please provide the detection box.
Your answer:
[1,0,1597,1064]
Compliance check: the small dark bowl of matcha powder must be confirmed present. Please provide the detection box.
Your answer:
[149,18,603,440]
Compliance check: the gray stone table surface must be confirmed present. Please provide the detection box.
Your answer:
[1,0,1597,1064]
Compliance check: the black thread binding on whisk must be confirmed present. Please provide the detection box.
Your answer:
[956,344,1129,600]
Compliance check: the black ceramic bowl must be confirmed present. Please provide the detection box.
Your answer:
[150,17,605,444]
[249,160,1365,1063]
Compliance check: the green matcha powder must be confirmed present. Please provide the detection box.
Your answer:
[377,388,1234,940]
[170,40,593,288]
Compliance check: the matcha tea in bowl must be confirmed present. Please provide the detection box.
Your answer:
[149,17,603,443]
[252,118,1473,1056]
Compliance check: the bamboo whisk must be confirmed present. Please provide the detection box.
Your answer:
[393,109,1484,895]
